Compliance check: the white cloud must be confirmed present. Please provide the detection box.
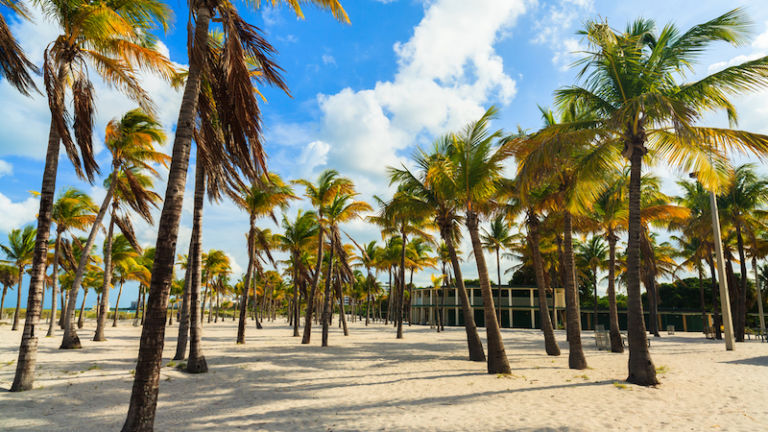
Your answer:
[0,193,38,232]
[531,0,593,69]
[321,54,336,66]
[0,160,12,177]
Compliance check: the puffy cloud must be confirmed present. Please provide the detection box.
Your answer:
[0,160,12,177]
[0,193,38,232]
[530,0,593,69]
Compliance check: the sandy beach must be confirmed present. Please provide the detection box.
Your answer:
[1,318,767,431]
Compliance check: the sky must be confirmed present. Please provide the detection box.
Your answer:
[2,0,768,310]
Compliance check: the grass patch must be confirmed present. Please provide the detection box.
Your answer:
[576,374,589,380]
[129,369,135,376]
[175,362,187,370]
[87,364,102,371]
[166,361,176,368]
[2,360,14,367]
[655,365,670,375]
[613,381,628,390]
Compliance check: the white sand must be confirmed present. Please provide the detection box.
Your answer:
[1,317,767,431]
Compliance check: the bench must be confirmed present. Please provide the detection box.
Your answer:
[667,325,675,335]
[595,330,610,350]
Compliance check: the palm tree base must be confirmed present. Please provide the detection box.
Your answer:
[186,356,208,374]
[59,333,82,350]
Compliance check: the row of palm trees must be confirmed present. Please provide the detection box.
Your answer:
[3,2,768,429]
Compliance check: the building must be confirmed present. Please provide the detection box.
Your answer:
[410,284,565,329]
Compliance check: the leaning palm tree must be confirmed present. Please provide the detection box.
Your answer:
[274,210,319,336]
[557,9,768,385]
[445,106,513,374]
[0,264,19,321]
[0,0,37,95]
[389,137,486,362]
[13,0,175,393]
[47,188,97,337]
[1,226,36,330]
[295,169,355,344]
[93,110,166,342]
[575,235,608,330]
[319,192,371,346]
[234,173,296,344]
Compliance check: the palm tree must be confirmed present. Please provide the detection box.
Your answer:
[234,173,296,343]
[319,192,371,346]
[295,169,354,344]
[718,164,768,341]
[575,236,607,330]
[13,0,174,393]
[1,226,36,331]
[0,0,37,94]
[448,107,513,374]
[388,137,486,362]
[558,9,768,385]
[481,214,515,322]
[0,264,19,321]
[113,250,150,327]
[275,210,319,336]
[47,188,97,337]
[93,110,166,342]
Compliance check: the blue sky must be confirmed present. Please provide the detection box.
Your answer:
[2,0,768,310]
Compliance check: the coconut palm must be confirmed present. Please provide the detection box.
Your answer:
[274,210,319,336]
[13,0,174,393]
[388,137,486,362]
[113,251,150,327]
[0,264,19,321]
[319,192,371,346]
[447,106,514,374]
[1,226,36,331]
[295,169,355,344]
[0,0,37,94]
[93,110,166,342]
[481,214,515,322]
[557,9,768,385]
[47,188,97,337]
[234,173,296,343]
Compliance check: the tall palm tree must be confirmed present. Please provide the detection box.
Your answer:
[448,106,514,374]
[389,137,486,362]
[481,214,515,322]
[0,264,19,321]
[275,210,319,336]
[558,9,768,385]
[13,0,175,393]
[1,226,36,330]
[319,192,371,346]
[93,110,166,342]
[295,169,354,344]
[47,188,97,337]
[0,0,37,94]
[234,173,296,343]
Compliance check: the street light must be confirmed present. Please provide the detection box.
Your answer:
[690,172,735,350]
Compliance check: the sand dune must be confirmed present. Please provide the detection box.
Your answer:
[1,318,767,431]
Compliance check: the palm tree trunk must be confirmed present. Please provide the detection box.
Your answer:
[172,256,191,357]
[441,225,485,362]
[735,223,748,341]
[133,287,142,326]
[641,230,660,337]
[186,159,208,373]
[466,210,509,374]
[496,247,502,323]
[77,288,88,329]
[61,180,115,349]
[1,285,7,321]
[301,221,324,344]
[698,264,706,334]
[336,272,348,336]
[292,254,300,336]
[237,216,255,344]
[606,232,623,353]
[94,209,116,341]
[321,238,336,347]
[562,211,587,370]
[113,281,124,327]
[59,290,67,329]
[46,230,63,337]
[11,102,62,392]
[593,264,598,330]
[386,268,392,325]
[708,254,722,339]
[121,9,211,428]
[11,266,23,331]
[528,213,560,356]
[624,142,657,385]
[753,256,766,335]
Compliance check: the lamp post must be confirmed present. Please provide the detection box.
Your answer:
[708,190,735,350]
